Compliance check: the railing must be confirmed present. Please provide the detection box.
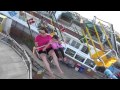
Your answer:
[94,71,108,79]
[0,32,32,79]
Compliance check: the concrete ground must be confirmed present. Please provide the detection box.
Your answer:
[0,36,29,79]
[51,62,93,79]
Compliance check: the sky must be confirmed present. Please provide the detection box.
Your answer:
[55,11,120,34]
[73,11,120,34]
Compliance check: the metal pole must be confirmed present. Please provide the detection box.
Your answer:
[25,11,34,42]
[81,29,92,57]
[51,11,64,41]
[50,12,58,34]
[99,21,113,49]
[27,20,33,40]
[93,24,104,51]
[110,24,119,54]
[24,11,35,51]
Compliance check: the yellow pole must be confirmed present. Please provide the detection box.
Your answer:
[81,29,92,57]
[93,25,104,51]
[99,21,112,49]
[80,18,105,66]
[80,18,92,57]
[85,26,99,57]
[50,17,55,31]
[86,26,106,66]
[0,24,2,32]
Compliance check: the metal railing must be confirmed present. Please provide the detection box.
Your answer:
[93,71,108,79]
[0,32,32,79]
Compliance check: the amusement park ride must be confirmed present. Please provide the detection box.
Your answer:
[81,16,119,70]
[37,12,119,69]
[0,11,120,79]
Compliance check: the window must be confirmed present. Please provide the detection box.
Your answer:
[71,40,80,49]
[75,42,81,49]
[75,54,85,62]
[81,45,89,54]
[65,48,76,57]
[64,37,71,44]
[61,12,73,23]
[71,40,76,47]
[84,59,95,68]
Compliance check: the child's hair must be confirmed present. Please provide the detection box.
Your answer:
[52,35,59,40]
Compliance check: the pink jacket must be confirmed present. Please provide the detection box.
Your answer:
[51,41,63,49]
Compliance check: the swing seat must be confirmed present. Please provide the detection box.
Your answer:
[91,51,117,68]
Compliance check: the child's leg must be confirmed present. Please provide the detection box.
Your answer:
[54,49,60,58]
[59,48,67,61]
[58,48,65,58]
